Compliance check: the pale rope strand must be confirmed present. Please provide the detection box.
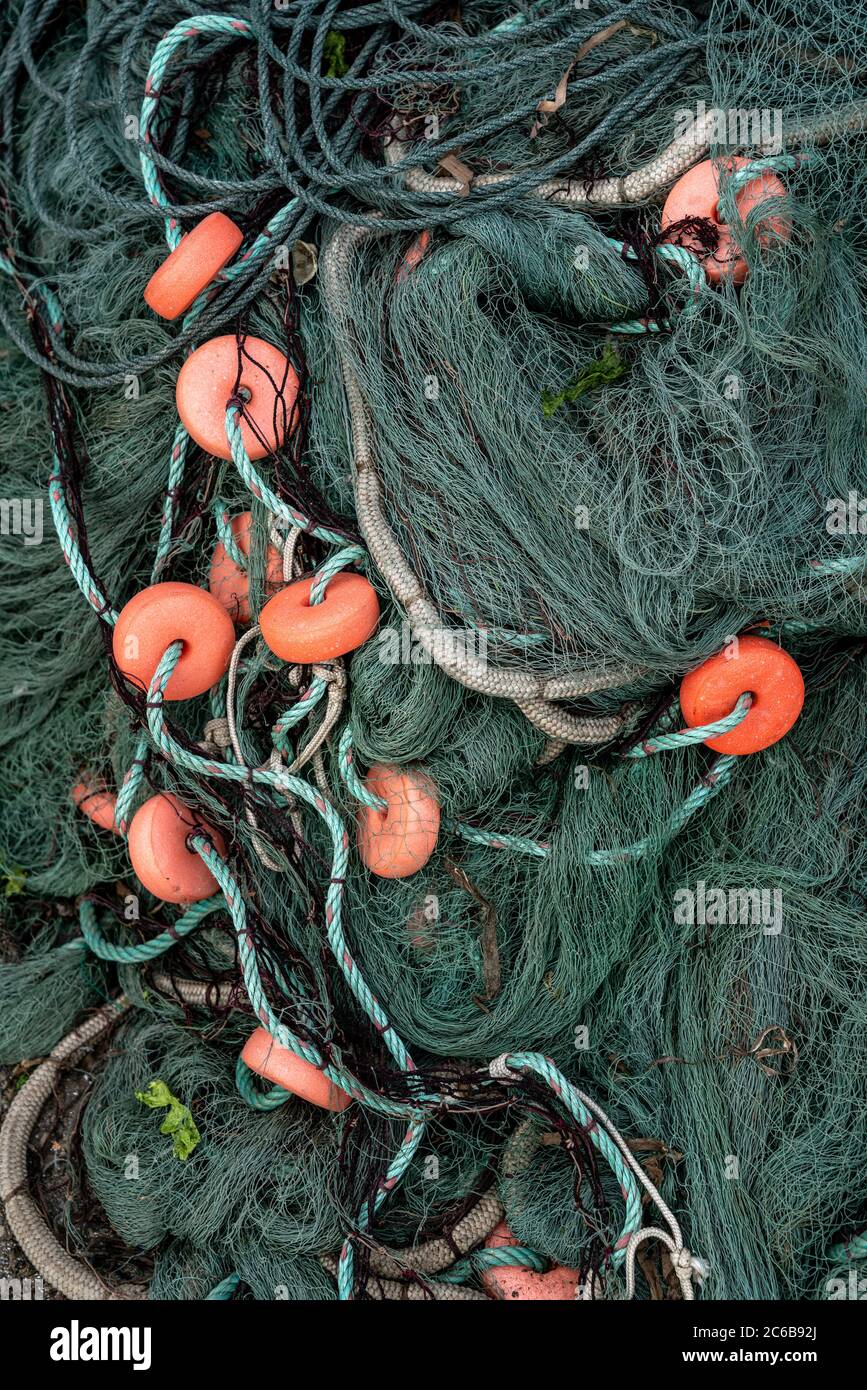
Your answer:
[384,101,867,202]
[359,1192,504,1279]
[0,1003,146,1301]
[225,625,285,873]
[490,1056,706,1300]
[319,222,639,745]
[318,1253,488,1300]
[287,662,346,773]
[570,1082,707,1301]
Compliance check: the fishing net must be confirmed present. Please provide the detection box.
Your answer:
[0,0,865,1302]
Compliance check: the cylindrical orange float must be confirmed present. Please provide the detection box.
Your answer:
[259,572,379,663]
[661,156,789,285]
[241,1027,351,1112]
[113,582,235,701]
[144,212,243,320]
[356,764,440,879]
[680,634,804,754]
[128,792,225,903]
[176,334,298,461]
[71,779,119,834]
[482,1222,579,1300]
[209,511,284,622]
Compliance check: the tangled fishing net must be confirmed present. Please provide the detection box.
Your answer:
[0,0,865,1303]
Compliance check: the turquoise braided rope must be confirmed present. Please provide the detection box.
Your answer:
[140,15,253,246]
[586,754,739,866]
[444,817,549,858]
[0,261,119,621]
[717,153,801,225]
[309,545,367,603]
[829,1231,867,1266]
[152,423,190,577]
[272,677,329,756]
[141,13,302,284]
[234,1056,291,1111]
[812,553,867,576]
[147,643,418,1090]
[437,1244,547,1283]
[337,725,383,808]
[622,692,752,758]
[609,241,704,334]
[337,1117,427,1300]
[225,406,349,547]
[499,1053,642,1265]
[146,647,434,1299]
[609,155,801,335]
[211,499,248,570]
[338,726,737,864]
[205,1272,241,1300]
[78,895,224,964]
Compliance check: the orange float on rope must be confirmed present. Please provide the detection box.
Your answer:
[176,334,298,461]
[356,764,440,879]
[128,792,225,903]
[259,572,380,663]
[661,156,789,285]
[71,779,119,834]
[113,581,235,701]
[144,212,243,320]
[209,510,284,622]
[481,1222,579,1300]
[680,634,804,755]
[241,1027,351,1112]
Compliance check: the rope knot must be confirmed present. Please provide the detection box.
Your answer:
[202,717,232,750]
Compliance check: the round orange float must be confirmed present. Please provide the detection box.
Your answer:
[71,779,118,833]
[176,334,298,461]
[259,572,379,663]
[241,1027,351,1112]
[113,581,235,701]
[144,212,243,320]
[661,156,789,285]
[680,634,804,755]
[482,1222,579,1300]
[356,764,440,879]
[128,792,225,903]
[209,510,284,622]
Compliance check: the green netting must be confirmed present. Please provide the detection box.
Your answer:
[0,0,865,1302]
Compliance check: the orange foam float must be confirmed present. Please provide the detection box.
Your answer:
[356,764,440,879]
[241,1027,351,1112]
[71,779,118,834]
[680,634,804,755]
[259,572,380,664]
[176,334,298,461]
[209,510,284,622]
[128,792,225,903]
[144,212,243,320]
[661,156,789,285]
[113,581,235,701]
[482,1222,579,1300]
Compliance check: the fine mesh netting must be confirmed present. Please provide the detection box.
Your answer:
[0,0,865,1303]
